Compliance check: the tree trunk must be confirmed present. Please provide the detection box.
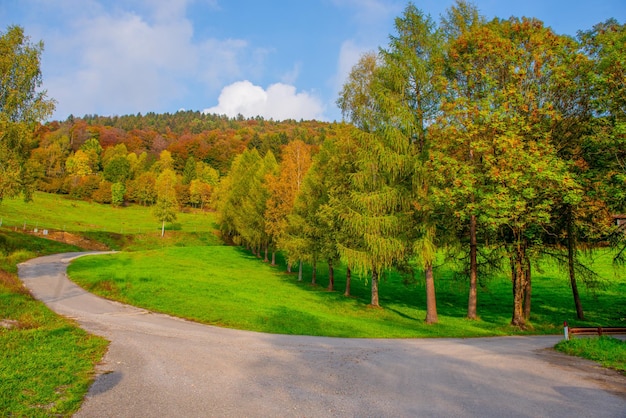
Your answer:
[523,255,532,320]
[263,245,269,263]
[287,262,292,274]
[271,251,276,266]
[298,261,303,281]
[161,220,165,238]
[344,266,352,297]
[424,261,438,324]
[567,210,585,320]
[328,261,334,291]
[467,214,478,320]
[371,268,380,307]
[311,258,317,285]
[511,241,527,328]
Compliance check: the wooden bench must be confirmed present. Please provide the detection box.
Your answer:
[563,322,626,340]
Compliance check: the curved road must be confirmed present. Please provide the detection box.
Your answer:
[18,252,626,417]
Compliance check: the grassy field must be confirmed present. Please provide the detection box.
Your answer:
[0,230,109,416]
[67,244,626,338]
[0,191,217,242]
[1,191,624,416]
[0,191,220,251]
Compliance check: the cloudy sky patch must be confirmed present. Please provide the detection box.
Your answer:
[3,0,624,121]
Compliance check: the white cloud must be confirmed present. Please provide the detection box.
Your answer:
[203,80,326,121]
[40,1,256,119]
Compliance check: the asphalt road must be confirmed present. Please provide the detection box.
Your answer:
[18,252,626,418]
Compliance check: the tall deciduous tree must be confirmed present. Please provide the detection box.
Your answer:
[265,140,313,274]
[431,15,583,327]
[337,52,379,132]
[154,168,178,237]
[579,19,626,263]
[0,25,55,202]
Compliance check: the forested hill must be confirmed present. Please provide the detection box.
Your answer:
[36,111,332,174]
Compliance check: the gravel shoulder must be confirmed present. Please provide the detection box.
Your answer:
[18,252,626,418]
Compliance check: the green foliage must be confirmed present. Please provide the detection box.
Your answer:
[111,182,125,207]
[153,169,178,236]
[0,25,55,202]
[182,156,197,185]
[103,156,131,183]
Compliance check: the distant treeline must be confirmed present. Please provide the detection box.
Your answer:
[28,111,332,207]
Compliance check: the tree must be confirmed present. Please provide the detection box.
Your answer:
[431,16,583,327]
[111,182,125,207]
[579,19,626,263]
[337,52,379,132]
[80,137,103,173]
[65,150,93,176]
[293,126,361,290]
[336,4,443,315]
[188,179,212,209]
[0,25,55,202]
[129,171,157,206]
[182,156,197,185]
[377,3,443,322]
[152,149,174,173]
[103,156,131,183]
[286,153,328,285]
[153,169,178,237]
[265,140,313,273]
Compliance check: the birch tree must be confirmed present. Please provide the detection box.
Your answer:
[0,25,55,202]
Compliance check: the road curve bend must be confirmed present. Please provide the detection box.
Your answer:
[18,252,626,417]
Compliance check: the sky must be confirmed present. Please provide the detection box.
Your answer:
[2,0,624,122]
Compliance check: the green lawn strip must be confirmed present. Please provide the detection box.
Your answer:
[67,245,625,339]
[1,231,108,417]
[555,337,626,374]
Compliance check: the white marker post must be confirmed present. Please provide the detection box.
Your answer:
[564,321,569,341]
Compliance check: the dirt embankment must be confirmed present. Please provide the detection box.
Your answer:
[28,229,109,251]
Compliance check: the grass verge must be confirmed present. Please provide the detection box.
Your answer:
[555,336,626,374]
[0,229,108,417]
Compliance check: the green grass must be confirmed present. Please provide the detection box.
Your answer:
[0,191,220,251]
[2,191,625,411]
[555,337,626,373]
[0,191,216,237]
[0,230,108,417]
[68,245,626,338]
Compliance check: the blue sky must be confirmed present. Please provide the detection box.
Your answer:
[2,0,624,122]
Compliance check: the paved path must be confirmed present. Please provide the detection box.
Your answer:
[18,252,626,418]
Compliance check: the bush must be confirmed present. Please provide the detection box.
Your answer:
[67,175,101,199]
[92,180,113,204]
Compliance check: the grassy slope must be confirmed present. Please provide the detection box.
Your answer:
[68,245,626,338]
[0,230,108,417]
[0,191,214,235]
